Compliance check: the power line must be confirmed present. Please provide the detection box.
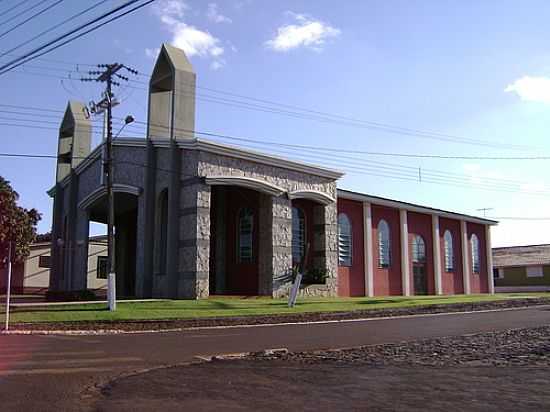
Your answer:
[0,0,156,75]
[0,108,547,193]
[2,61,534,151]
[0,0,33,17]
[0,0,48,28]
[0,0,110,60]
[0,0,64,41]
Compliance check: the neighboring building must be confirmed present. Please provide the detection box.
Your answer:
[47,43,496,299]
[0,236,108,294]
[493,244,550,292]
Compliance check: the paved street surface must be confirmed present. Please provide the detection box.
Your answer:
[1,305,549,411]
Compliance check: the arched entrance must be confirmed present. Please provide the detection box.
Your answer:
[209,186,260,295]
[412,234,427,295]
[80,185,140,298]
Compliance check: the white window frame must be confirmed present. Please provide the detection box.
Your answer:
[526,265,544,278]
[471,234,480,274]
[443,230,454,272]
[378,219,391,268]
[338,213,353,267]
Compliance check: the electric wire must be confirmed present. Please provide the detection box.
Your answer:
[0,0,64,40]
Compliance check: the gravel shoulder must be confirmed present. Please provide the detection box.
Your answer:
[10,296,550,332]
[95,325,550,411]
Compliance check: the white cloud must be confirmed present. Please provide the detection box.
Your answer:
[145,47,160,59]
[207,3,232,24]
[265,12,340,52]
[151,0,225,69]
[505,76,550,104]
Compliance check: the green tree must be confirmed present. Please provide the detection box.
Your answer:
[0,176,41,266]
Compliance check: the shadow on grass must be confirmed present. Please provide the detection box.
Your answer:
[11,306,108,313]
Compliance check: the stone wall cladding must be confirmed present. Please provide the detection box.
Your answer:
[177,180,211,299]
[197,151,337,196]
[196,151,338,299]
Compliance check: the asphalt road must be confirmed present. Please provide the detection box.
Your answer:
[1,305,550,411]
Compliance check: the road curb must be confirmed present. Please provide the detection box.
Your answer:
[3,304,549,336]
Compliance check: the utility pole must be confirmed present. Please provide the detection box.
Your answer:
[4,241,12,331]
[82,63,137,311]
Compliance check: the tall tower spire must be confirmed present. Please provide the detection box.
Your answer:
[147,43,196,140]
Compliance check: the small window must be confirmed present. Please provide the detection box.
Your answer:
[38,255,51,268]
[378,219,391,268]
[471,234,480,274]
[443,230,454,271]
[338,213,352,266]
[292,207,306,266]
[97,256,108,279]
[238,208,254,263]
[526,266,543,277]
[493,268,504,279]
[411,235,426,263]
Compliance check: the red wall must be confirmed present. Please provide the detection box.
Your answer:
[407,212,434,295]
[337,198,365,297]
[439,218,464,295]
[372,205,402,296]
[467,222,489,294]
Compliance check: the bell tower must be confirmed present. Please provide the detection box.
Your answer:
[147,43,196,140]
[55,101,92,182]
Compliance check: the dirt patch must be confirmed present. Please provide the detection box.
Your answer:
[11,297,550,332]
[95,325,550,411]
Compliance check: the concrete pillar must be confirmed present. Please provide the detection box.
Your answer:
[363,202,374,297]
[71,208,90,291]
[260,195,292,296]
[485,225,495,294]
[178,182,211,299]
[432,215,443,295]
[461,220,471,294]
[313,202,338,296]
[399,209,410,296]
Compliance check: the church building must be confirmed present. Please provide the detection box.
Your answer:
[48,44,496,299]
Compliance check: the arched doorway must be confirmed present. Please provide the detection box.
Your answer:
[411,234,427,295]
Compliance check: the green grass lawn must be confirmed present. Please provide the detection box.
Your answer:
[1,293,548,324]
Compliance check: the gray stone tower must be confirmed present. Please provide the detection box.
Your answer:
[147,43,196,140]
[55,101,92,182]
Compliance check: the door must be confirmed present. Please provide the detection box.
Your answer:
[411,234,427,295]
[413,264,427,295]
[225,188,260,295]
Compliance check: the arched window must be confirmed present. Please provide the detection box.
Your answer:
[378,219,391,268]
[338,213,352,266]
[238,208,254,263]
[471,234,480,273]
[292,207,306,266]
[444,230,454,271]
[411,235,426,263]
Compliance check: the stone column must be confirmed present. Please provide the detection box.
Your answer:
[485,225,495,294]
[260,195,292,297]
[432,215,443,295]
[313,201,338,296]
[400,209,410,296]
[363,202,374,297]
[178,182,211,299]
[461,220,471,294]
[71,208,90,291]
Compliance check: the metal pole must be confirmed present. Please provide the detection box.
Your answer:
[4,242,12,331]
[106,69,116,311]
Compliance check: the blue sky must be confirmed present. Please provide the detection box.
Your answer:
[2,0,550,246]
